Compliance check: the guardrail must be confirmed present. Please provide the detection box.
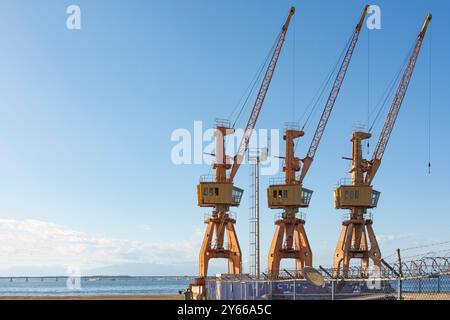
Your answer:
[337,178,353,186]
[215,118,231,128]
[274,211,306,222]
[200,174,230,183]
[284,122,301,132]
[204,211,237,221]
[341,211,374,222]
[269,177,285,185]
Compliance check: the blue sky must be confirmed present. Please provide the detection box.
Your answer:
[0,0,448,275]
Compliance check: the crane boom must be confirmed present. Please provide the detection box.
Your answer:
[298,5,369,184]
[364,14,432,185]
[229,7,295,182]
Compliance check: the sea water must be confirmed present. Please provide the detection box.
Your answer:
[0,276,195,297]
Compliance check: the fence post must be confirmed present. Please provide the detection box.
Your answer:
[437,275,441,293]
[397,277,402,300]
[269,280,272,299]
[396,249,403,300]
[293,280,296,300]
[331,280,335,300]
[245,281,247,300]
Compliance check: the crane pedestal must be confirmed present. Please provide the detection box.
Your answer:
[268,209,312,278]
[190,210,242,300]
[199,210,242,278]
[333,213,381,278]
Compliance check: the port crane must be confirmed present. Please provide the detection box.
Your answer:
[192,7,295,293]
[333,14,432,278]
[266,5,369,278]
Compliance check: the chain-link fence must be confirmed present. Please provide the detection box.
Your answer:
[401,275,450,300]
[204,256,450,300]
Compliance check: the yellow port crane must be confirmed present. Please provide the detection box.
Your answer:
[333,14,432,278]
[266,5,369,278]
[193,7,295,291]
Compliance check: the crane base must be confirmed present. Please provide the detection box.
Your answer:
[268,212,312,278]
[198,211,242,278]
[333,218,381,278]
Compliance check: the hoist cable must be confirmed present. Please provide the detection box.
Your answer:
[299,33,352,131]
[229,32,281,128]
[368,40,415,133]
[428,26,432,174]
[292,32,353,156]
[367,29,371,154]
[292,14,296,121]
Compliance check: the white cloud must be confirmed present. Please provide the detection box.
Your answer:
[0,219,201,271]
[376,234,410,244]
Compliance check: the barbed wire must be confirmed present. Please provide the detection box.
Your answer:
[383,240,450,260]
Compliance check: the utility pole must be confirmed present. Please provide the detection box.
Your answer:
[397,248,403,300]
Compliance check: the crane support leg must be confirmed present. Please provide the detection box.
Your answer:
[333,218,382,278]
[226,221,242,274]
[333,223,348,278]
[268,223,285,278]
[268,212,312,278]
[366,222,382,270]
[294,223,312,276]
[199,220,214,278]
[198,211,242,279]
